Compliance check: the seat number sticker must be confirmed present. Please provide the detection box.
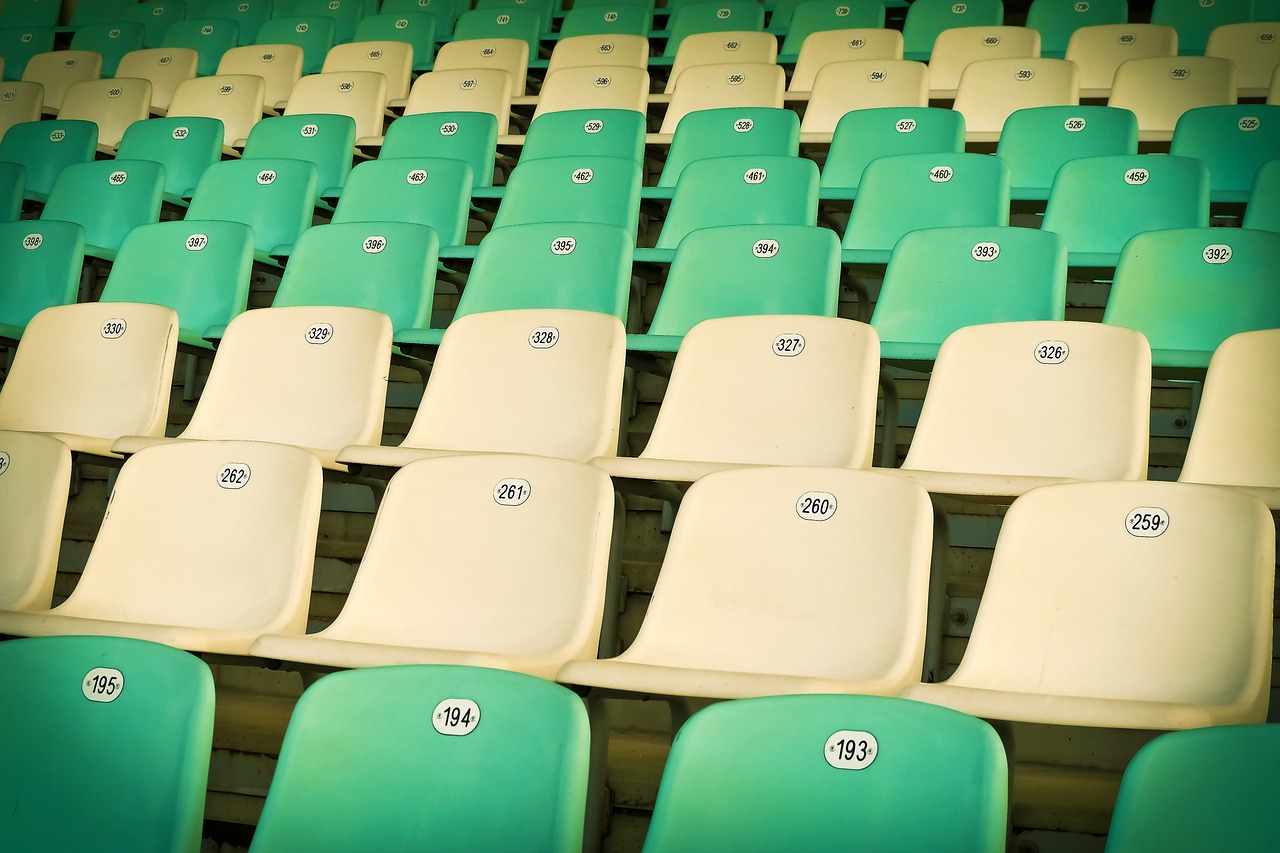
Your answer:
[101,319,127,339]
[796,491,837,521]
[773,334,805,357]
[971,242,999,262]
[306,323,333,344]
[493,478,531,506]
[1202,244,1231,264]
[1126,507,1169,538]
[1034,340,1068,364]
[825,730,877,770]
[433,698,480,735]
[218,463,251,489]
[529,326,559,348]
[83,668,124,703]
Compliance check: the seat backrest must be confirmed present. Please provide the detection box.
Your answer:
[215,44,304,112]
[788,27,904,92]
[272,221,441,335]
[659,106,799,187]
[250,665,590,851]
[380,110,499,187]
[1170,104,1280,201]
[657,154,819,249]
[402,309,626,462]
[533,64,650,118]
[492,154,642,236]
[205,0,274,44]
[120,0,187,48]
[433,36,529,96]
[800,58,930,133]
[380,0,457,40]
[161,17,241,76]
[901,321,1152,480]
[255,16,337,74]
[322,40,414,102]
[1025,0,1127,57]
[927,24,1042,95]
[1150,0,1252,54]
[0,26,54,81]
[353,12,438,73]
[331,156,473,246]
[57,77,153,149]
[1065,23,1177,96]
[291,0,365,43]
[0,302,179,448]
[779,0,888,59]
[116,46,200,113]
[1205,22,1280,94]
[453,7,542,54]
[21,49,102,112]
[99,220,255,350]
[871,226,1067,361]
[401,68,514,133]
[0,635,214,852]
[0,117,97,199]
[284,71,387,140]
[902,0,1005,59]
[644,694,1007,852]
[1102,227,1280,367]
[0,220,85,337]
[521,107,647,164]
[952,57,1079,139]
[177,306,391,463]
[1109,55,1237,138]
[995,104,1137,200]
[546,33,651,72]
[115,115,224,201]
[41,158,164,256]
[1242,158,1280,231]
[661,61,784,133]
[168,73,267,148]
[820,107,965,200]
[0,0,61,29]
[66,0,138,28]
[664,1,766,58]
[69,21,146,76]
[0,430,71,610]
[664,29,778,94]
[185,157,319,259]
[241,113,356,197]
[0,160,21,220]
[639,314,880,468]
[558,5,653,39]
[0,81,46,142]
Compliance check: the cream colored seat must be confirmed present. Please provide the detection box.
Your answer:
[0,81,45,142]
[0,303,178,459]
[432,37,530,96]
[0,430,70,611]
[285,70,388,144]
[115,47,199,115]
[903,480,1275,729]
[926,25,1042,98]
[1205,22,1280,99]
[952,57,1080,142]
[216,44,304,113]
[660,61,785,135]
[595,315,880,485]
[20,49,102,114]
[339,309,625,472]
[800,59,930,135]
[788,28,905,94]
[1109,55,1238,142]
[251,453,616,678]
[545,33,651,75]
[402,68,514,134]
[1177,329,1280,510]
[112,306,392,472]
[168,74,267,149]
[556,466,935,699]
[0,440,323,656]
[1065,23,1178,98]
[57,77,152,150]
[322,40,413,106]
[888,321,1151,500]
[1270,63,1280,105]
[532,65,649,120]
[663,30,778,95]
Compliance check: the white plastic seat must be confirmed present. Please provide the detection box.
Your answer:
[115,47,199,114]
[57,77,153,150]
[800,59,929,135]
[545,33,651,75]
[1065,23,1178,98]
[20,49,101,114]
[532,65,650,119]
[660,61,785,134]
[663,30,778,94]
[952,57,1080,142]
[0,430,70,611]
[0,440,324,656]
[788,28,905,94]
[432,37,530,96]
[216,44,305,113]
[1205,22,1280,98]
[903,480,1275,729]
[112,306,392,471]
[402,68,514,134]
[168,74,267,149]
[926,25,1042,98]
[321,40,413,105]
[251,453,616,678]
[0,81,45,142]
[285,70,388,143]
[1109,55,1237,141]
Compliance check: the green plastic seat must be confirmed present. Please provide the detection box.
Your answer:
[872,225,1067,363]
[0,635,214,853]
[644,695,1007,852]
[255,16,337,73]
[185,157,320,263]
[272,221,441,342]
[1106,725,1280,852]
[40,158,164,261]
[115,115,224,203]
[241,112,356,199]
[655,106,799,192]
[0,160,23,220]
[559,3,653,38]
[354,11,438,72]
[397,221,633,347]
[0,0,60,29]
[98,220,255,350]
[249,665,589,852]
[492,153,642,237]
[0,219,84,341]
[331,157,473,248]
[778,0,887,59]
[0,429,71,610]
[663,1,766,58]
[476,0,557,35]
[521,108,646,164]
[453,7,543,55]
[1041,153,1209,267]
[1150,0,1251,55]
[819,106,965,201]
[1102,226,1280,371]
[291,0,365,43]
[902,0,1004,60]
[65,0,139,28]
[0,25,54,80]
[161,17,241,76]
[121,0,188,48]
[1025,0,1127,58]
[69,21,146,76]
[380,111,499,188]
[841,152,1011,265]
[996,105,1138,201]
[0,117,97,201]
[205,0,274,45]
[630,223,841,353]
[1242,158,1280,232]
[380,0,457,40]
[1169,104,1280,203]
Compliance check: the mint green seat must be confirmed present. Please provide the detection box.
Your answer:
[559,4,653,38]
[115,115,224,203]
[1041,153,1209,267]
[0,635,214,853]
[476,0,557,35]
[205,0,274,44]
[492,153,641,238]
[256,16,337,73]
[0,219,84,341]
[644,694,1007,852]
[453,8,543,55]
[381,111,499,188]
[0,160,22,219]
[397,221,633,347]
[1102,226,1280,371]
[1106,725,1280,852]
[332,157,472,248]
[1150,0,1251,55]
[381,0,456,40]
[1026,0,1127,58]
[630,224,841,353]
[185,158,320,263]
[0,0,60,29]
[819,106,965,201]
[1242,158,1280,232]
[65,0,138,28]
[902,0,1003,61]
[40,158,164,261]
[0,117,97,201]
[1170,104,1280,203]
[69,21,146,76]
[249,665,589,852]
[0,26,54,80]
[521,108,646,164]
[663,1,766,58]
[241,113,357,200]
[655,106,799,193]
[122,0,189,48]
[841,152,1011,265]
[996,105,1138,201]
[161,17,242,75]
[98,220,255,350]
[778,0,887,60]
[291,0,365,43]
[355,11,438,72]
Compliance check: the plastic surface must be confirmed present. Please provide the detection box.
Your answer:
[0,429,70,610]
[996,105,1137,200]
[185,157,319,260]
[660,60,784,134]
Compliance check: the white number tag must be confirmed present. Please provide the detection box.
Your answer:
[459,78,477,90]
[984,36,1001,46]
[867,69,887,82]
[407,169,428,185]
[952,3,967,12]
[1202,244,1232,264]
[295,22,309,32]
[584,119,604,133]
[306,323,333,344]
[108,171,128,186]
[743,168,767,184]
[604,12,618,22]
[1124,168,1148,185]
[716,7,731,18]
[257,169,277,185]
[218,463,251,489]
[598,41,615,52]
[218,83,235,94]
[1126,507,1169,538]
[529,326,559,348]
[22,233,42,250]
[593,76,612,87]
[550,236,576,255]
[971,242,999,262]
[752,239,779,258]
[395,18,409,28]
[83,668,124,703]
[300,123,319,138]
[836,5,850,15]
[825,730,878,770]
[186,233,208,251]
[929,166,953,182]
[571,168,594,184]
[101,319,127,339]
[1169,67,1190,80]
[1014,67,1035,80]
[848,38,866,48]
[496,14,510,24]
[727,73,745,85]
[363,235,387,254]
[107,87,122,98]
[158,54,173,65]
[1034,340,1068,364]
[337,80,355,93]
[1075,1,1090,10]
[481,46,497,57]
[896,118,917,132]
[1118,33,1136,44]
[1064,117,1086,132]
[796,491,837,521]
[724,40,741,51]
[440,121,459,135]
[433,698,480,735]
[201,25,214,35]
[0,451,9,475]
[773,334,805,357]
[734,118,754,132]
[493,478,531,506]
[172,125,189,140]
[259,52,274,62]
[1260,32,1275,43]
[1237,116,1260,132]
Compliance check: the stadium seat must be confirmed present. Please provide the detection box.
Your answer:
[1108,55,1237,141]
[322,41,413,105]
[0,635,214,853]
[434,36,530,96]
[520,107,647,164]
[255,15,337,74]
[0,0,60,29]
[557,466,935,698]
[1205,22,1280,98]
[21,48,102,114]
[819,106,964,199]
[291,0,365,44]
[64,0,137,29]
[0,220,85,341]
[544,33,652,73]
[452,8,542,55]
[0,302,179,458]
[0,429,69,610]
[0,117,96,201]
[490,153,642,236]
[663,2,767,59]
[663,30,778,94]
[283,71,386,145]
[352,12,438,74]
[0,80,45,140]
[68,21,146,76]
[1150,0,1252,55]
[0,25,53,81]
[111,307,392,472]
[902,479,1274,729]
[215,44,303,113]
[115,47,199,115]
[121,0,187,48]
[476,0,557,35]
[1169,104,1280,203]
[1066,23,1178,98]
[787,27,904,93]
[1242,157,1280,230]
[379,110,499,188]
[995,105,1137,201]
[57,77,153,150]
[205,0,274,45]
[331,157,472,248]
[40,158,164,261]
[902,0,1004,61]
[532,65,650,119]
[168,74,267,149]
[246,665,589,851]
[1026,0,1127,58]
[952,56,1079,141]
[161,17,241,76]
[184,157,318,263]
[402,68,515,134]
[0,160,21,220]
[660,60,785,134]
[657,106,799,190]
[558,4,653,38]
[926,25,1042,98]
[241,112,356,198]
[800,59,930,134]
[114,115,223,203]
[779,0,888,60]
[643,695,1007,852]
[380,0,456,40]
